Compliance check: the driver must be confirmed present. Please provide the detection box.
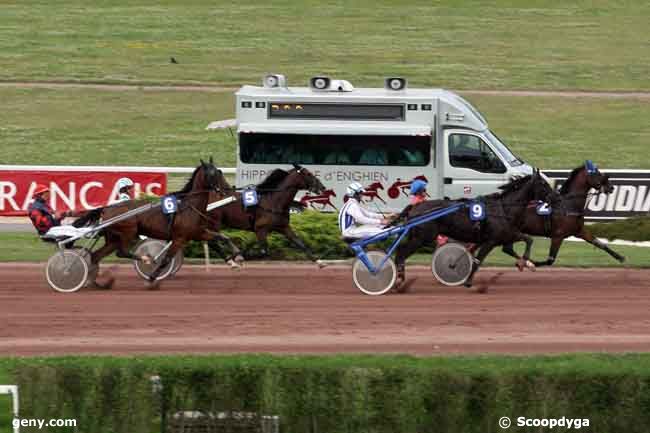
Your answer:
[28,184,79,235]
[116,177,135,202]
[338,182,392,239]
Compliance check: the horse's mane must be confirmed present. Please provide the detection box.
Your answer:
[499,175,531,193]
[257,169,289,191]
[175,165,201,195]
[560,166,582,194]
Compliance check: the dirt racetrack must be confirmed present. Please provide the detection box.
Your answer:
[1,263,649,355]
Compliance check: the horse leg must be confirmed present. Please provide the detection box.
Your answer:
[279,226,325,268]
[533,237,564,267]
[88,238,119,289]
[246,228,271,259]
[464,242,496,289]
[579,229,626,263]
[203,229,244,269]
[394,235,426,293]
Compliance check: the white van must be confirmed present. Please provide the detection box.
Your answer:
[211,75,532,211]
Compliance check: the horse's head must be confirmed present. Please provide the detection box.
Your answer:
[292,164,326,194]
[199,157,229,192]
[584,160,613,194]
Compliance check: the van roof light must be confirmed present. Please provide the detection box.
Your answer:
[263,74,287,88]
[385,77,407,91]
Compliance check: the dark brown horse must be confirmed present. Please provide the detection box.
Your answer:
[502,161,624,267]
[82,158,234,289]
[394,170,553,290]
[207,164,327,265]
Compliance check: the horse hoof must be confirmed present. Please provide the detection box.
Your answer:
[516,259,525,272]
[316,259,327,269]
[141,255,153,265]
[525,260,536,271]
[227,259,241,269]
[147,280,161,290]
[234,254,245,264]
[395,278,415,293]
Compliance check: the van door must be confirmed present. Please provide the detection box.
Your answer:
[442,129,509,199]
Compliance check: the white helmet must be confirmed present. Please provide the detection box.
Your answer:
[117,177,134,190]
[346,181,365,196]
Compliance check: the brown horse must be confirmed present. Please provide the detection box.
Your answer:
[207,164,327,264]
[82,158,235,289]
[502,161,625,267]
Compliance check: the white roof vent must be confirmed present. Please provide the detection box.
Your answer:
[309,76,354,92]
[262,74,287,88]
[385,77,407,91]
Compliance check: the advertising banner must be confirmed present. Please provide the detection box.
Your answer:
[0,170,166,216]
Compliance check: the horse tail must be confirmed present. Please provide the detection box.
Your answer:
[72,207,103,228]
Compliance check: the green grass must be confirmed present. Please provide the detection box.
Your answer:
[2,88,650,168]
[3,231,648,267]
[410,237,649,268]
[1,1,649,90]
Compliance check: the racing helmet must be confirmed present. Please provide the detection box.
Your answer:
[33,183,50,196]
[346,181,365,197]
[117,177,134,191]
[410,179,428,195]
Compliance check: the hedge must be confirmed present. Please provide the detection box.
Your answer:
[183,211,420,261]
[184,210,650,261]
[589,216,650,242]
[10,354,650,433]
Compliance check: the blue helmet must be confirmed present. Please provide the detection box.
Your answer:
[410,179,427,195]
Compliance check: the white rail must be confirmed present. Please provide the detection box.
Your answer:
[0,165,236,175]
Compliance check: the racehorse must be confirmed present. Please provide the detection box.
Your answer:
[394,170,553,290]
[207,164,328,265]
[502,161,624,267]
[81,158,236,289]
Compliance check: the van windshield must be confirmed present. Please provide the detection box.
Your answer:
[486,130,524,166]
[239,133,431,166]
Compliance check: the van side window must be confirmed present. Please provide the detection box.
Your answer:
[240,133,431,166]
[448,134,506,173]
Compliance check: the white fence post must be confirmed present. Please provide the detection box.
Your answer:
[0,385,20,433]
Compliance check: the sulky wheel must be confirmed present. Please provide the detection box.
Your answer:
[45,249,89,293]
[170,251,184,277]
[352,251,397,296]
[133,239,177,281]
[76,247,98,285]
[431,242,473,286]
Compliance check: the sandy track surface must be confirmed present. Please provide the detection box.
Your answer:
[1,263,649,356]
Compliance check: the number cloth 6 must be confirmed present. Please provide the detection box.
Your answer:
[162,195,178,215]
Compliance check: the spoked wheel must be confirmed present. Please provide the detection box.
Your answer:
[133,239,177,281]
[46,249,89,293]
[170,251,184,277]
[77,248,98,286]
[431,242,473,286]
[352,251,397,296]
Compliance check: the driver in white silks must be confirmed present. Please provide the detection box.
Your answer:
[116,177,135,202]
[338,182,393,239]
